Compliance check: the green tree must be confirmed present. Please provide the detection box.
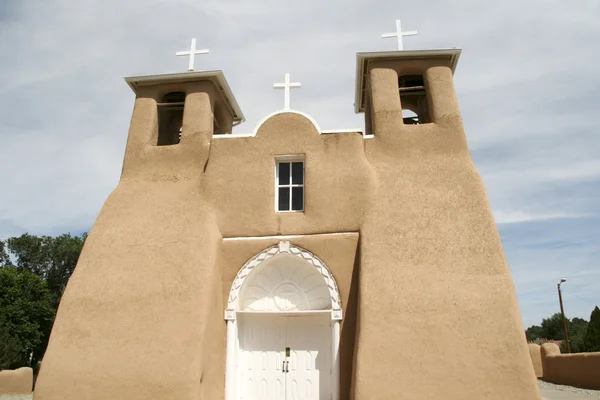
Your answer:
[0,240,10,266]
[525,325,544,341]
[583,306,600,352]
[3,233,86,370]
[0,266,55,369]
[563,317,589,353]
[540,313,566,340]
[6,233,87,306]
[0,318,23,370]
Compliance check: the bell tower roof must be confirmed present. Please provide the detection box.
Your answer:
[124,70,245,125]
[354,48,462,114]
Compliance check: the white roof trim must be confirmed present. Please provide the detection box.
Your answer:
[354,48,462,114]
[124,70,245,124]
[321,128,363,134]
[211,110,363,138]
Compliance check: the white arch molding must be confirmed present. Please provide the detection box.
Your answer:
[224,241,342,400]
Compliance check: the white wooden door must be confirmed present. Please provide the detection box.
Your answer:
[238,314,332,400]
[238,315,286,400]
[285,315,332,400]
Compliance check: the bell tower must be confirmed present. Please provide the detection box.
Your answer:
[34,40,245,400]
[352,20,541,400]
[355,48,461,136]
[122,70,244,180]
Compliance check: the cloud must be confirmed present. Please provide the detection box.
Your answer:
[494,211,589,225]
[0,0,598,328]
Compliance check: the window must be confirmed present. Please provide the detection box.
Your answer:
[276,157,304,212]
[398,75,431,124]
[157,91,185,145]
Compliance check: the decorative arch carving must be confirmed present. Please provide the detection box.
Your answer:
[226,241,342,319]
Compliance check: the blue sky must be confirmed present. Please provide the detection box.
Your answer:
[0,0,598,328]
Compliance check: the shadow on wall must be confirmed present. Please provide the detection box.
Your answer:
[528,343,600,390]
[0,368,33,395]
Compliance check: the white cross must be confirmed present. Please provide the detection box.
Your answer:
[175,38,210,71]
[273,73,301,110]
[381,19,418,51]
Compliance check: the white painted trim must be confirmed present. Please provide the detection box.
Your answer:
[225,244,342,400]
[321,128,363,134]
[236,310,332,317]
[227,242,342,314]
[274,156,305,213]
[332,320,341,400]
[274,154,305,162]
[224,320,236,400]
[222,231,357,241]
[124,70,245,124]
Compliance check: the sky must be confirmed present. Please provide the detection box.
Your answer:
[0,0,598,328]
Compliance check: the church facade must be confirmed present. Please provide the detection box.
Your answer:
[34,45,541,399]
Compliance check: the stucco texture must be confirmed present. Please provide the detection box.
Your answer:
[529,343,543,378]
[541,343,600,390]
[0,368,32,395]
[36,58,539,400]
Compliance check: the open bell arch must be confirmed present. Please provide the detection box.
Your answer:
[225,241,342,320]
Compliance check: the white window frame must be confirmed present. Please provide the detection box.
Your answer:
[275,155,305,213]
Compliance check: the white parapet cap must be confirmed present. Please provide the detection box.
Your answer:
[354,48,462,114]
[124,70,245,125]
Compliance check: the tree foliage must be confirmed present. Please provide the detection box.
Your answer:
[6,233,87,306]
[526,310,599,353]
[583,306,600,352]
[0,319,23,370]
[0,232,86,371]
[0,266,55,370]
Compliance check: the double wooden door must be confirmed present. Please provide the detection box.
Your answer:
[237,314,332,400]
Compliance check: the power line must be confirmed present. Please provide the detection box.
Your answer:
[563,291,598,309]
[571,278,600,291]
[566,265,598,279]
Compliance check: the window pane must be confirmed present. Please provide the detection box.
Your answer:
[278,187,290,211]
[291,187,303,211]
[278,162,290,185]
[291,162,304,184]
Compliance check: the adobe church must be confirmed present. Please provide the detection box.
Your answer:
[34,20,541,400]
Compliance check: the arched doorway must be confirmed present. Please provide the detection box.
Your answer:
[225,241,342,400]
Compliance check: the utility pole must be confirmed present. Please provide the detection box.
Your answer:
[557,278,571,353]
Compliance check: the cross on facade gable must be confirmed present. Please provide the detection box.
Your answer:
[176,38,210,71]
[273,73,301,110]
[381,19,418,51]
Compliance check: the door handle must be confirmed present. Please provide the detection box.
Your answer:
[282,360,285,373]
[285,361,289,373]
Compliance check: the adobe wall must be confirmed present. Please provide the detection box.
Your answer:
[206,112,373,237]
[36,64,539,399]
[0,368,32,395]
[352,63,540,400]
[34,88,226,400]
[529,343,543,378]
[541,343,600,389]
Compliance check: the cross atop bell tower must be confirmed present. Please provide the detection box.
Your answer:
[381,19,418,51]
[176,38,210,71]
[355,19,461,136]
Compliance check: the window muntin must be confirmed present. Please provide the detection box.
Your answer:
[276,159,304,212]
